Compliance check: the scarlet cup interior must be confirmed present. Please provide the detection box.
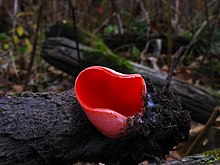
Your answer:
[75,67,145,117]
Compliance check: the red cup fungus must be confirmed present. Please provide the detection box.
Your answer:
[75,66,146,139]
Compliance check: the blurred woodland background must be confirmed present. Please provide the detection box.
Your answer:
[0,0,220,163]
[0,0,220,94]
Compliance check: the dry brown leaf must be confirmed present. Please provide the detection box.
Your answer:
[166,150,181,161]
[175,67,194,84]
[11,84,24,92]
[161,65,169,73]
[48,66,64,75]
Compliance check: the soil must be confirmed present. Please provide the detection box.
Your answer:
[122,76,191,163]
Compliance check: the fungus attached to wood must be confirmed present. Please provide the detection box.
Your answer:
[75,66,146,138]
[0,61,191,164]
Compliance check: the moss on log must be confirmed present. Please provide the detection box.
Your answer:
[41,37,220,124]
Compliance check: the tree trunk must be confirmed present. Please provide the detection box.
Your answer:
[41,37,220,123]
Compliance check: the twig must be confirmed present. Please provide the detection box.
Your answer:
[180,20,207,65]
[111,1,124,34]
[182,1,219,64]
[68,0,82,68]
[0,51,9,57]
[115,13,124,34]
[184,0,216,30]
[10,0,20,81]
[139,0,151,65]
[186,21,207,48]
[184,106,220,156]
[140,42,150,65]
[26,1,44,84]
[163,46,186,91]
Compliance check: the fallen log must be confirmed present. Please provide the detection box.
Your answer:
[166,151,220,165]
[41,37,220,123]
[0,86,190,164]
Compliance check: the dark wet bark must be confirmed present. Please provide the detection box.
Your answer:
[165,154,218,165]
[0,86,190,165]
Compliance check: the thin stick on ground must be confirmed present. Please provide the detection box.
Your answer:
[184,106,220,156]
[26,2,44,84]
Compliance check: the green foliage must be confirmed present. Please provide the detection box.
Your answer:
[45,21,134,73]
[80,30,135,73]
[0,33,9,41]
[103,25,118,35]
[0,23,33,54]
[46,21,84,43]
[13,23,33,54]
[181,30,193,39]
[210,28,220,55]
[11,92,20,97]
[83,46,134,73]
[128,20,149,35]
[193,26,220,55]
[204,149,220,163]
[82,30,112,53]
[131,44,140,59]
[0,10,39,57]
[0,33,11,50]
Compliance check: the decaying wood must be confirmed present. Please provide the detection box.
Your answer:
[165,153,219,165]
[0,88,190,165]
[41,37,220,123]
